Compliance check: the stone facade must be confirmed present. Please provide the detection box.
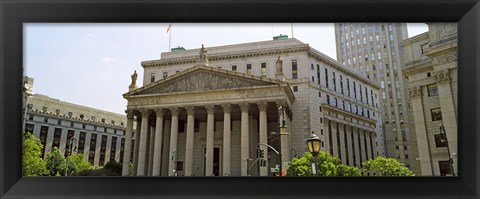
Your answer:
[124,38,384,176]
[334,23,419,174]
[25,93,128,167]
[401,23,457,176]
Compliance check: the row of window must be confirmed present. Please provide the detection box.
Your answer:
[29,105,122,126]
[28,115,124,135]
[325,94,375,119]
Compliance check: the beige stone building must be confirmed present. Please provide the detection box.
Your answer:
[334,23,419,174]
[25,92,128,168]
[122,38,384,176]
[402,23,457,176]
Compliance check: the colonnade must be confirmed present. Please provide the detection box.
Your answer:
[323,118,377,167]
[122,100,288,176]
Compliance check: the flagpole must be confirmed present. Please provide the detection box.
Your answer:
[168,24,172,52]
[291,23,294,38]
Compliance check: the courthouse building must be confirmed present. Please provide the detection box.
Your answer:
[122,37,384,176]
[25,91,128,167]
[402,23,457,176]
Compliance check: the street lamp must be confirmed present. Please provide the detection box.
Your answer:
[306,131,321,176]
[65,136,77,176]
[439,124,455,176]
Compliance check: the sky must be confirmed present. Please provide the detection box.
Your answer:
[24,23,428,115]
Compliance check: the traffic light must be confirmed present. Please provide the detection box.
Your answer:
[260,159,267,167]
[256,148,264,158]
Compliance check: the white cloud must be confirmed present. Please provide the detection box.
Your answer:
[101,57,115,63]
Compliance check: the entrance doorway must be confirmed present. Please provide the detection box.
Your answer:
[204,147,220,176]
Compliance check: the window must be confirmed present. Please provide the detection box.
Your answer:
[293,86,298,92]
[291,60,298,79]
[427,72,431,77]
[421,43,429,54]
[332,72,336,91]
[231,65,237,71]
[332,98,337,107]
[353,82,357,99]
[347,79,350,96]
[427,84,438,96]
[163,72,168,78]
[431,108,443,121]
[246,64,252,74]
[326,95,330,104]
[439,161,453,176]
[150,73,155,83]
[404,146,408,150]
[325,68,329,88]
[176,161,184,171]
[261,63,267,77]
[435,134,448,147]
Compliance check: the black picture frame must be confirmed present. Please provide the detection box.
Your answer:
[1,0,479,198]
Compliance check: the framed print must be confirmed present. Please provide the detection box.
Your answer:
[1,0,479,198]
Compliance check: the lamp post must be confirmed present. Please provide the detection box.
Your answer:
[306,131,321,176]
[65,136,77,176]
[439,124,455,176]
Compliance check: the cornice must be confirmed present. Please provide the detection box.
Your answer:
[27,109,127,130]
[307,48,380,90]
[321,103,378,126]
[141,45,309,68]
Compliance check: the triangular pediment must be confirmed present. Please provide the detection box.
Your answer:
[128,66,283,96]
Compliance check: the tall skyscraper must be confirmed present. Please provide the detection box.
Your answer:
[334,23,419,174]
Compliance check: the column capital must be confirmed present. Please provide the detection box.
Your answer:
[186,106,195,115]
[408,86,422,98]
[140,109,151,118]
[239,102,250,112]
[275,100,287,108]
[257,101,268,111]
[433,69,450,83]
[154,108,164,117]
[125,110,134,119]
[206,104,215,114]
[221,103,231,113]
[170,107,179,116]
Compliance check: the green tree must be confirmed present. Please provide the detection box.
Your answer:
[22,131,47,176]
[287,152,361,176]
[362,156,415,176]
[45,147,66,176]
[77,160,122,176]
[63,154,93,176]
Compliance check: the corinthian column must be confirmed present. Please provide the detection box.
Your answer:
[137,109,150,176]
[184,106,195,176]
[222,104,231,176]
[205,104,215,176]
[168,107,179,176]
[240,102,250,176]
[122,110,134,176]
[258,101,268,176]
[152,108,164,176]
